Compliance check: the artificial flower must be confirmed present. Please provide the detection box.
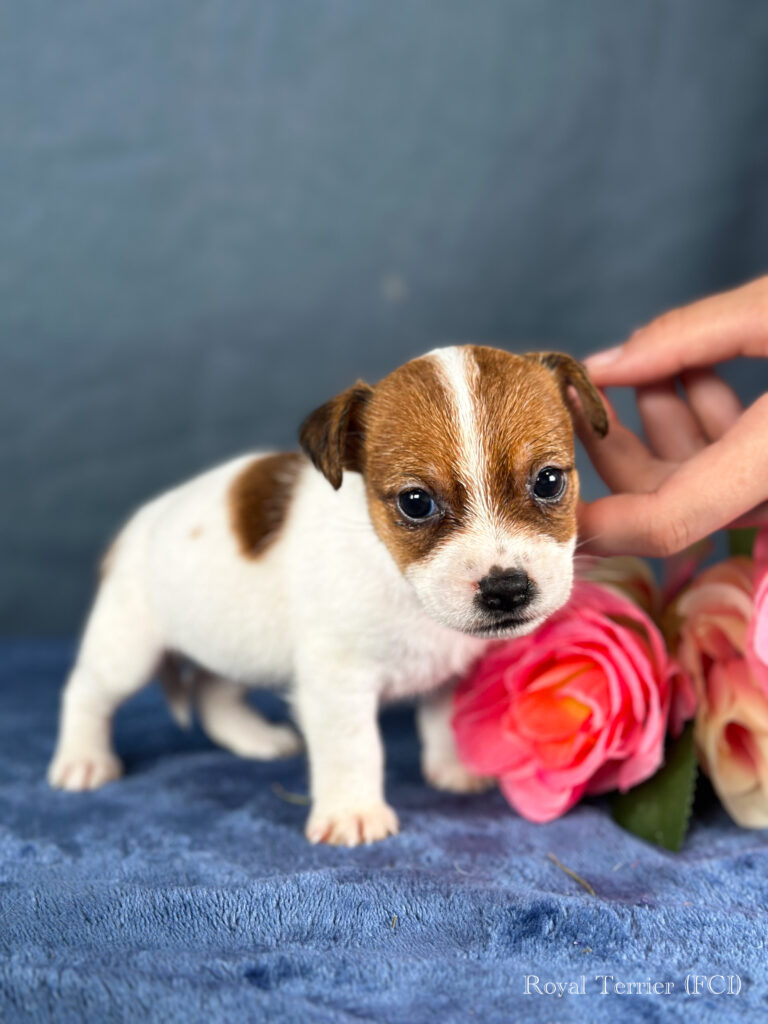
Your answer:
[453,579,689,823]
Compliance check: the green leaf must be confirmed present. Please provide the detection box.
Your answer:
[611,723,698,852]
[729,528,757,558]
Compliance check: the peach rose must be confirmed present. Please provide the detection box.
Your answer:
[676,537,768,827]
[675,557,760,693]
[579,554,660,617]
[693,660,768,827]
[452,579,691,823]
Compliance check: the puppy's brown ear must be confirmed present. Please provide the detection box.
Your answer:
[535,352,609,437]
[299,381,373,489]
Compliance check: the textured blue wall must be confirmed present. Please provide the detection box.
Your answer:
[3,1,768,633]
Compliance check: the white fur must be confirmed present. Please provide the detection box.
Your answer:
[404,528,575,636]
[429,346,494,523]
[48,456,491,843]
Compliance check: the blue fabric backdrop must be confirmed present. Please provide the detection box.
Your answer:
[3,0,768,634]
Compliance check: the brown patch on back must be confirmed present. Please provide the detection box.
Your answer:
[229,453,304,558]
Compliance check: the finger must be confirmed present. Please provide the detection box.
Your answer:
[635,380,707,460]
[578,394,768,556]
[680,368,744,442]
[580,496,768,555]
[584,276,768,387]
[577,494,658,556]
[572,398,673,494]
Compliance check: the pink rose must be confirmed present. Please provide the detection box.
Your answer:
[452,580,690,823]
[748,529,768,676]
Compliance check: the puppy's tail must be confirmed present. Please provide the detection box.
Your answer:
[158,655,195,730]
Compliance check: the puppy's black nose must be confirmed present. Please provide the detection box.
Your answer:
[475,569,535,615]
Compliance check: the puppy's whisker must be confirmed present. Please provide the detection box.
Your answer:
[574,530,610,552]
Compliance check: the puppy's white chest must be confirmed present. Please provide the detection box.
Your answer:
[376,620,488,701]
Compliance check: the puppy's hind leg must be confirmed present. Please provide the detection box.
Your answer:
[193,674,302,760]
[48,568,163,791]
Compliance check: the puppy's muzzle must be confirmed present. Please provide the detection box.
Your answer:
[475,568,536,616]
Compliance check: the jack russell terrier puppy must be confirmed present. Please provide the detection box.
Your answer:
[48,346,607,845]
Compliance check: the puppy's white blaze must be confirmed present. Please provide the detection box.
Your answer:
[420,347,576,630]
[428,346,496,529]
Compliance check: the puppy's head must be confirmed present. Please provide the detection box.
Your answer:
[300,346,607,637]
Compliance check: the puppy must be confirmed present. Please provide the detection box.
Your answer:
[48,346,607,845]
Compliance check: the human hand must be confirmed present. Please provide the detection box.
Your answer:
[576,275,768,557]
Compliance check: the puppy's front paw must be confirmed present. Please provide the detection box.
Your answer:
[47,749,124,791]
[423,759,495,794]
[305,801,400,846]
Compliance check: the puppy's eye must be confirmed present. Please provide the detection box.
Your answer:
[397,488,438,521]
[532,467,567,502]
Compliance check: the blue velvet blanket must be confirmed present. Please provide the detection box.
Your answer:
[1,642,766,1023]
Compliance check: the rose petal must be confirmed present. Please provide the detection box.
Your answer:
[452,578,673,822]
[499,771,585,824]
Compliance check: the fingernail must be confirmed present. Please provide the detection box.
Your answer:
[584,345,623,368]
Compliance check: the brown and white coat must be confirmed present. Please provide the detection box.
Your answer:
[48,345,606,845]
